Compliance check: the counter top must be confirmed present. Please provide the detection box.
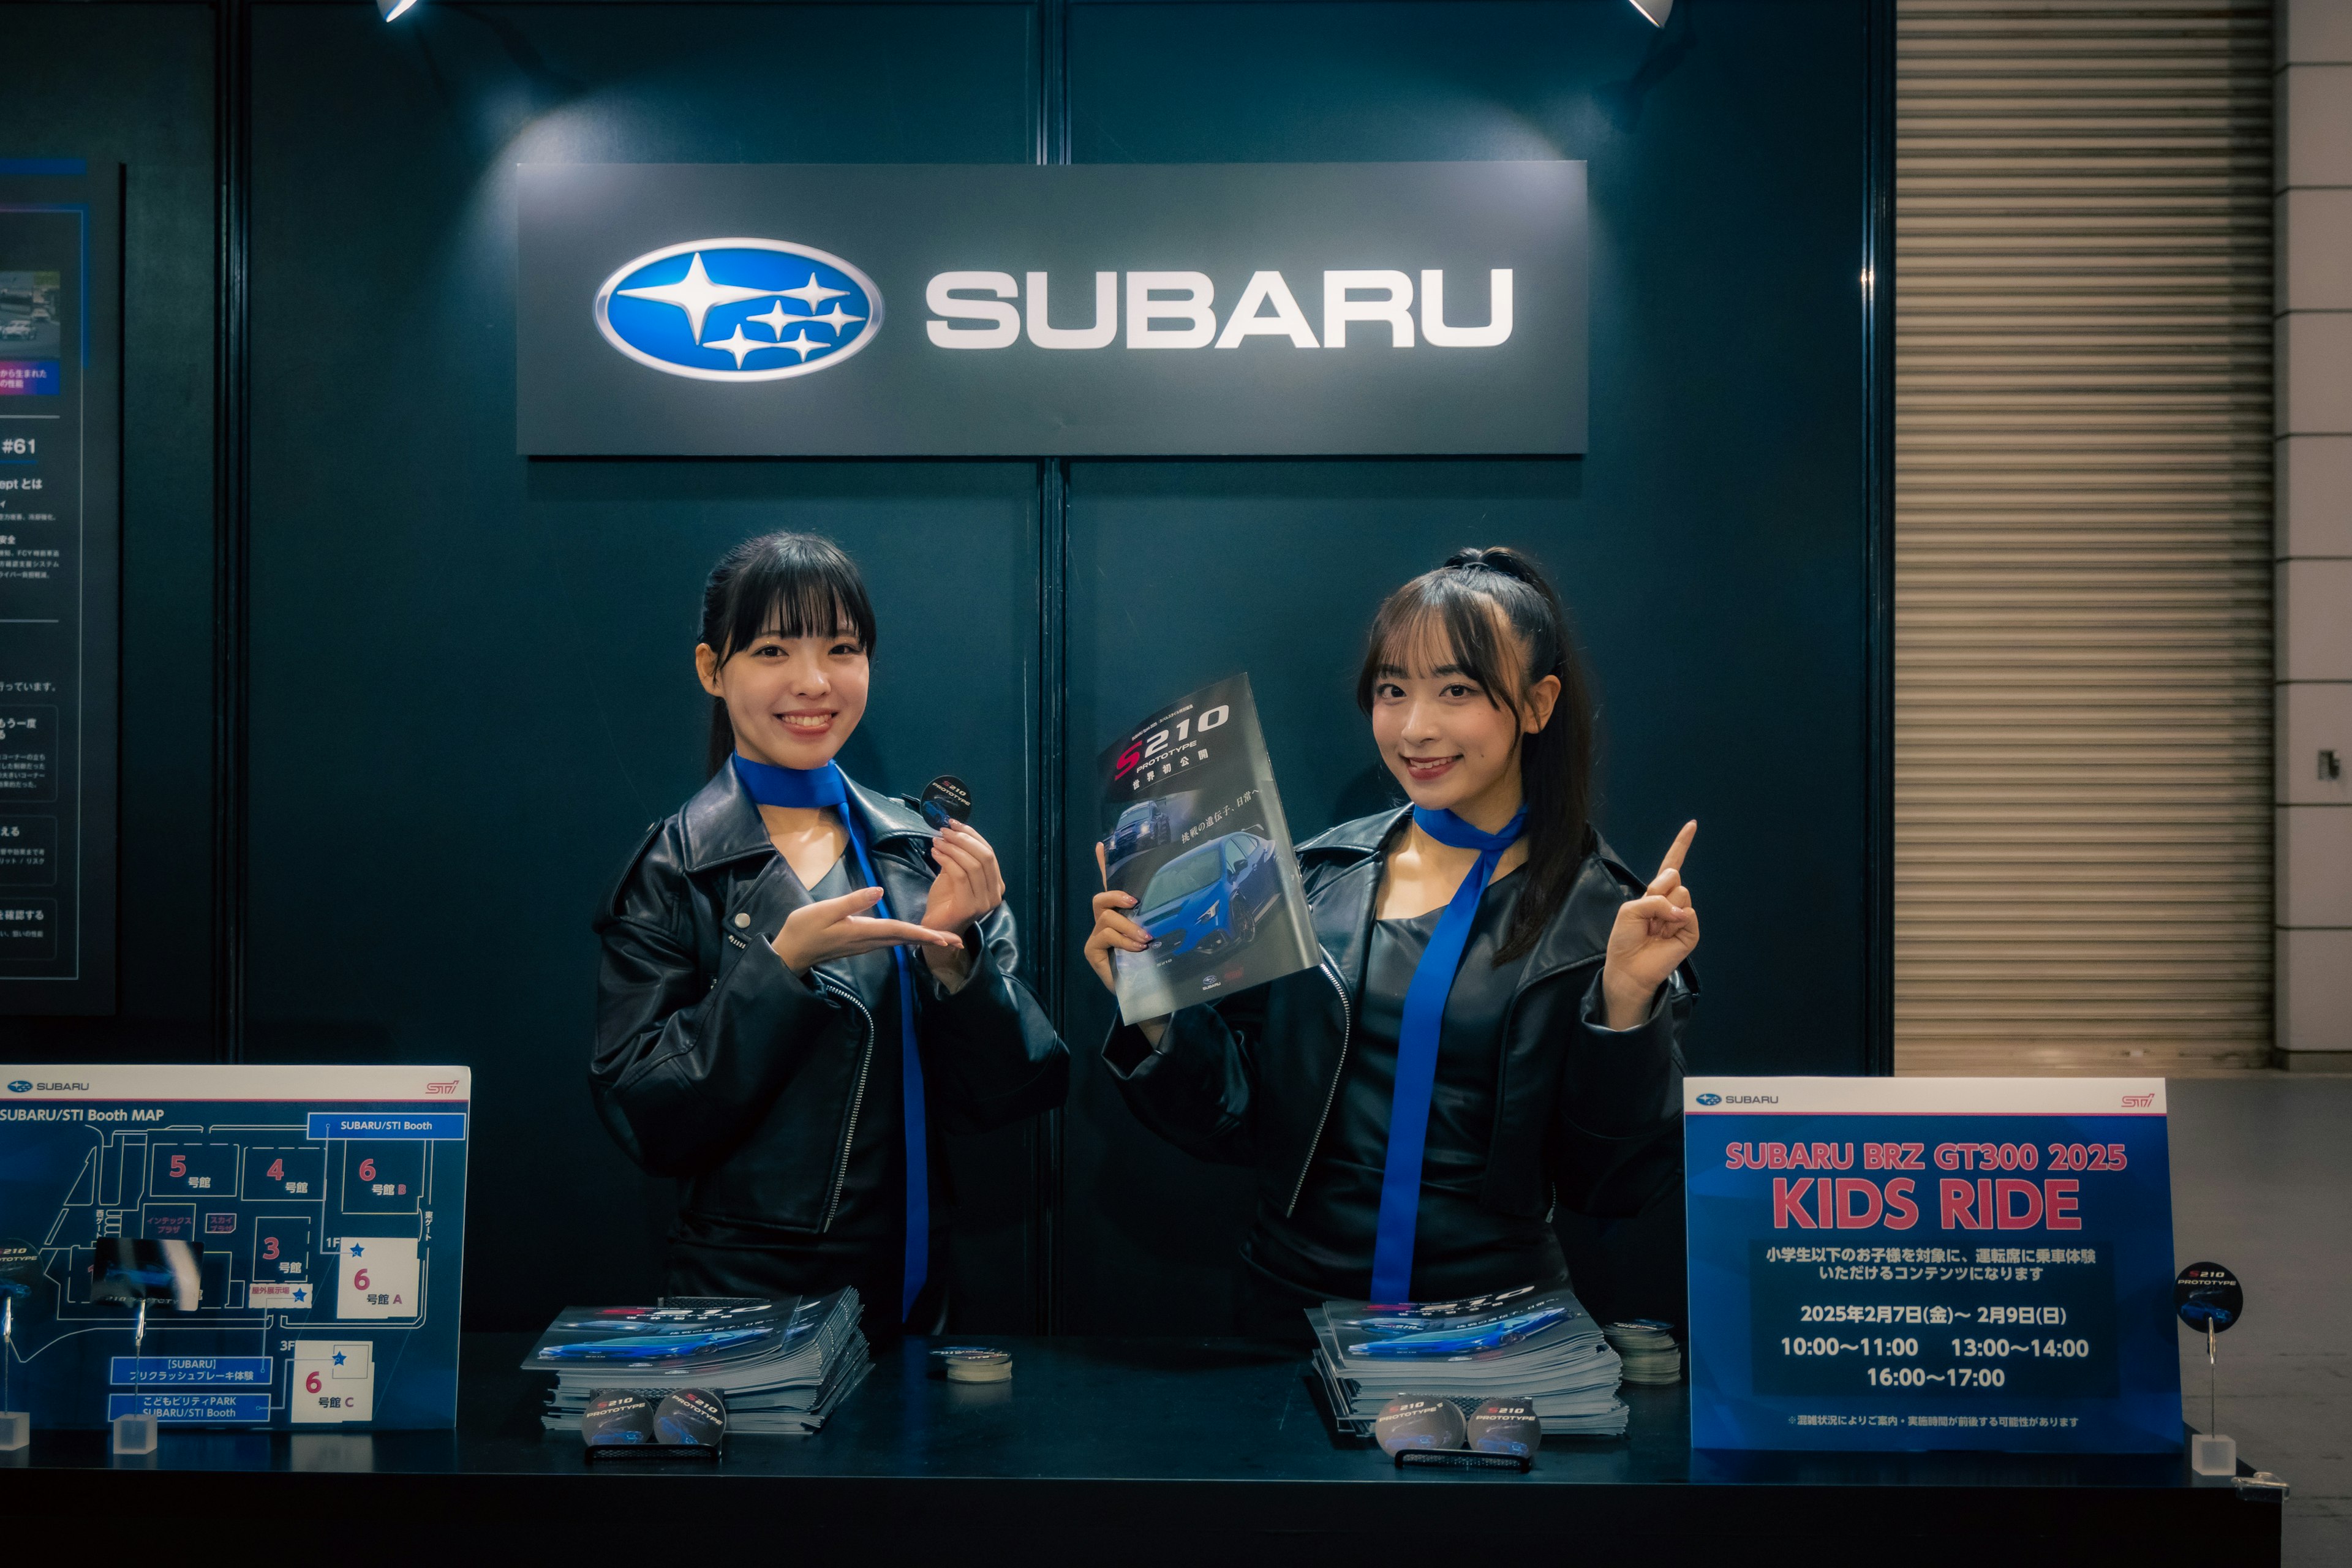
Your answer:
[0,1332,2280,1563]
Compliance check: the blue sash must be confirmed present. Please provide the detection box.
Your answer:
[731,755,928,1321]
[1368,804,1528,1304]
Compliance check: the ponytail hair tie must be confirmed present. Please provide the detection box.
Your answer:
[1442,545,1536,587]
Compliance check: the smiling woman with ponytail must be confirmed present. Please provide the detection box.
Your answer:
[1086,546,1698,1331]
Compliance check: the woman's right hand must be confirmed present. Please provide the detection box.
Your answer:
[1084,889,1170,1046]
[772,886,964,975]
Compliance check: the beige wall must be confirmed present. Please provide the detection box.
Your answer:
[2276,0,2352,1063]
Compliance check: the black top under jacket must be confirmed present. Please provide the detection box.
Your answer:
[1103,807,1695,1305]
[1249,871,1570,1302]
[591,764,1069,1321]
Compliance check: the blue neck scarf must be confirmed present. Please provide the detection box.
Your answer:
[731,754,928,1322]
[1368,803,1528,1305]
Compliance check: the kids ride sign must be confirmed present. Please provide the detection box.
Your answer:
[1684,1077,2180,1453]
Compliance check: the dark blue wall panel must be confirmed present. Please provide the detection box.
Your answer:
[1057,0,1872,1330]
[241,2,1043,1329]
[8,0,1881,1336]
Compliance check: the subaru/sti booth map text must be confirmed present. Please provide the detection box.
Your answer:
[1684,1077,2179,1453]
[0,1065,468,1428]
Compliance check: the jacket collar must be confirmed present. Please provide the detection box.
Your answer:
[679,760,933,875]
[1297,805,1634,981]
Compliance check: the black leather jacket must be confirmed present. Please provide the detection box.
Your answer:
[591,765,1069,1235]
[1102,807,1693,1231]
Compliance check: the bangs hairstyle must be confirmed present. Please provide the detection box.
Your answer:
[1354,546,1595,963]
[699,530,878,775]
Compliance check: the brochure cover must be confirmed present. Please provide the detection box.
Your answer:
[522,1294,872,1434]
[1308,1284,1630,1438]
[1096,673,1317,1024]
[522,1298,817,1375]
[1319,1286,1597,1364]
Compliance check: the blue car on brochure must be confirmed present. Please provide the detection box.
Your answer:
[1139,831,1281,962]
[1106,797,1174,874]
[540,1328,769,1361]
[1340,1306,1570,1357]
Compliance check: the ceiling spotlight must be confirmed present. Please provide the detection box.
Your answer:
[377,0,420,19]
[1629,0,1672,24]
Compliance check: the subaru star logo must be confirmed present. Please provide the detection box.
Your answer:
[7,1081,30,1094]
[1695,1092,1721,1106]
[594,238,882,383]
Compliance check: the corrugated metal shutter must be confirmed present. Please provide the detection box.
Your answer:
[1894,0,2275,1074]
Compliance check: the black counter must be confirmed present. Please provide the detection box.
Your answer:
[0,1333,2280,1564]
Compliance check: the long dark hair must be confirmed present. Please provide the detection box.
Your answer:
[698,531,878,777]
[1354,546,1594,962]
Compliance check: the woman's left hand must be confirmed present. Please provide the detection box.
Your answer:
[1600,820,1699,1031]
[919,820,1006,979]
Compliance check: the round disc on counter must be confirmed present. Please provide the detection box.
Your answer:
[1374,1394,1466,1455]
[654,1388,728,1446]
[580,1389,658,1446]
[1466,1395,1540,1458]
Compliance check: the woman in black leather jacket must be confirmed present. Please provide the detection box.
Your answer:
[1085,548,1697,1332]
[593,532,1068,1336]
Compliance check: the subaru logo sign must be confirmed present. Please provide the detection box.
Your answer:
[594,238,882,383]
[6,1082,29,1094]
[1695,1092,1721,1106]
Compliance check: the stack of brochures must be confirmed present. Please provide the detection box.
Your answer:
[521,1291,870,1436]
[1309,1284,1629,1439]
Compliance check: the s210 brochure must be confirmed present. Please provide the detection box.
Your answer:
[521,1292,870,1436]
[1097,673,1318,1025]
[1310,1284,1630,1438]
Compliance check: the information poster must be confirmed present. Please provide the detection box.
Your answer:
[0,162,119,1014]
[1685,1077,2180,1452]
[0,1065,469,1429]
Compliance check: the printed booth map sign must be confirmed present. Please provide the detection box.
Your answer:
[0,1064,468,1430]
[1684,1078,2180,1453]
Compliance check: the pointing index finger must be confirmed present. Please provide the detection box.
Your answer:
[846,916,964,948]
[1652,820,1698,886]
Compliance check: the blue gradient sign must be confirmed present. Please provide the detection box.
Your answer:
[1686,1078,2180,1452]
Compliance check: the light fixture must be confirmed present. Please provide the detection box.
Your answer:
[377,0,420,20]
[1629,0,1673,24]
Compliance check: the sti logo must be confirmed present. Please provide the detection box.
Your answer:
[2121,1091,2155,1108]
[1695,1093,1721,1106]
[595,239,881,383]
[6,1081,29,1094]
[425,1080,459,1096]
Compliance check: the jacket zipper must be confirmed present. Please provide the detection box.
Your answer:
[816,978,876,1232]
[1285,954,1353,1218]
